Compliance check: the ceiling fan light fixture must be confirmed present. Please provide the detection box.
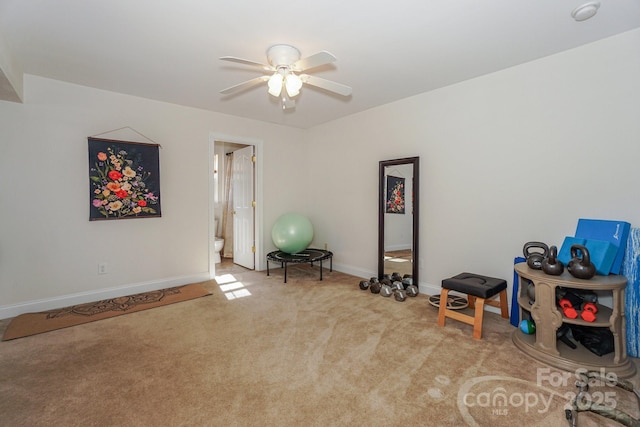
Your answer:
[219,44,352,108]
[267,73,283,97]
[285,73,302,97]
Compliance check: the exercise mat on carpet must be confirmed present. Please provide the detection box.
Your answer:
[2,283,211,341]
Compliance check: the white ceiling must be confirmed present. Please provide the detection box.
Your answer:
[1,0,639,129]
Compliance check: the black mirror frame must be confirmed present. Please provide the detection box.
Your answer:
[378,156,419,286]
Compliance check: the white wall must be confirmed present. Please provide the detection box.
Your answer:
[307,29,640,298]
[0,75,307,317]
[2,29,639,318]
[0,31,23,102]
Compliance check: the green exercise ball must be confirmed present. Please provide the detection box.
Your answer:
[271,213,314,254]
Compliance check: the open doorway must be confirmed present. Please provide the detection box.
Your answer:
[209,134,263,279]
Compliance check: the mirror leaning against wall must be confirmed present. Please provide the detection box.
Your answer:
[378,156,419,289]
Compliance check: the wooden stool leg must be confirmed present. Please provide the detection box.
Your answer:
[468,295,476,309]
[499,290,509,319]
[473,297,486,339]
[437,288,449,327]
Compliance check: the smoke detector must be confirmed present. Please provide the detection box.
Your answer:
[571,2,600,22]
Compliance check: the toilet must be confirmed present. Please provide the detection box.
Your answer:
[213,219,225,264]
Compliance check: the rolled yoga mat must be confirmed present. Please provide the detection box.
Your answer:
[510,256,526,327]
[622,228,640,358]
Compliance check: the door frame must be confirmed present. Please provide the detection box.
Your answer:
[208,132,264,278]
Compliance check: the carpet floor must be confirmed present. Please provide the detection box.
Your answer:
[0,259,638,426]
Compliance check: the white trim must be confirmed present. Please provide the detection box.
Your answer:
[330,262,375,281]
[0,273,210,320]
[329,264,502,314]
[332,262,436,291]
[208,139,216,279]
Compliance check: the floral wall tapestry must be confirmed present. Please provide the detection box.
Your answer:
[385,175,405,214]
[88,137,161,220]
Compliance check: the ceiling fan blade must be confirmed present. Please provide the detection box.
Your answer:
[300,74,352,97]
[292,51,336,72]
[219,56,274,71]
[220,76,270,95]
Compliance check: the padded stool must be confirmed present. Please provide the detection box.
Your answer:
[437,272,509,339]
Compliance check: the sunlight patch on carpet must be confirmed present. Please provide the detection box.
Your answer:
[215,273,252,300]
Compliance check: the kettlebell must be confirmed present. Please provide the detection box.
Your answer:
[523,241,549,270]
[370,282,382,294]
[541,245,564,276]
[567,244,596,280]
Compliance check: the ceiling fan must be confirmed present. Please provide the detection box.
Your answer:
[219,44,352,110]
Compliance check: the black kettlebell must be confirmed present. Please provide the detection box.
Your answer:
[523,241,549,270]
[567,244,596,280]
[541,245,564,276]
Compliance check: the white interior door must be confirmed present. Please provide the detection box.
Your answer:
[232,145,255,269]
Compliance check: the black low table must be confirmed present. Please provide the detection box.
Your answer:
[266,249,333,283]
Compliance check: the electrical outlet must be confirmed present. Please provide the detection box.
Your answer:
[324,243,328,250]
[98,263,108,275]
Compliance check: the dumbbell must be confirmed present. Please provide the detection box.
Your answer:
[359,280,370,290]
[370,282,382,294]
[380,284,393,297]
[391,281,404,291]
[394,289,407,302]
[558,298,578,319]
[580,302,598,322]
[405,285,418,297]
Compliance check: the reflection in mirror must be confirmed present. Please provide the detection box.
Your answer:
[378,157,419,288]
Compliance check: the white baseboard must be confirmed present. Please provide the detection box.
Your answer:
[0,272,211,320]
[330,265,503,315]
[331,262,376,281]
[332,262,439,298]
